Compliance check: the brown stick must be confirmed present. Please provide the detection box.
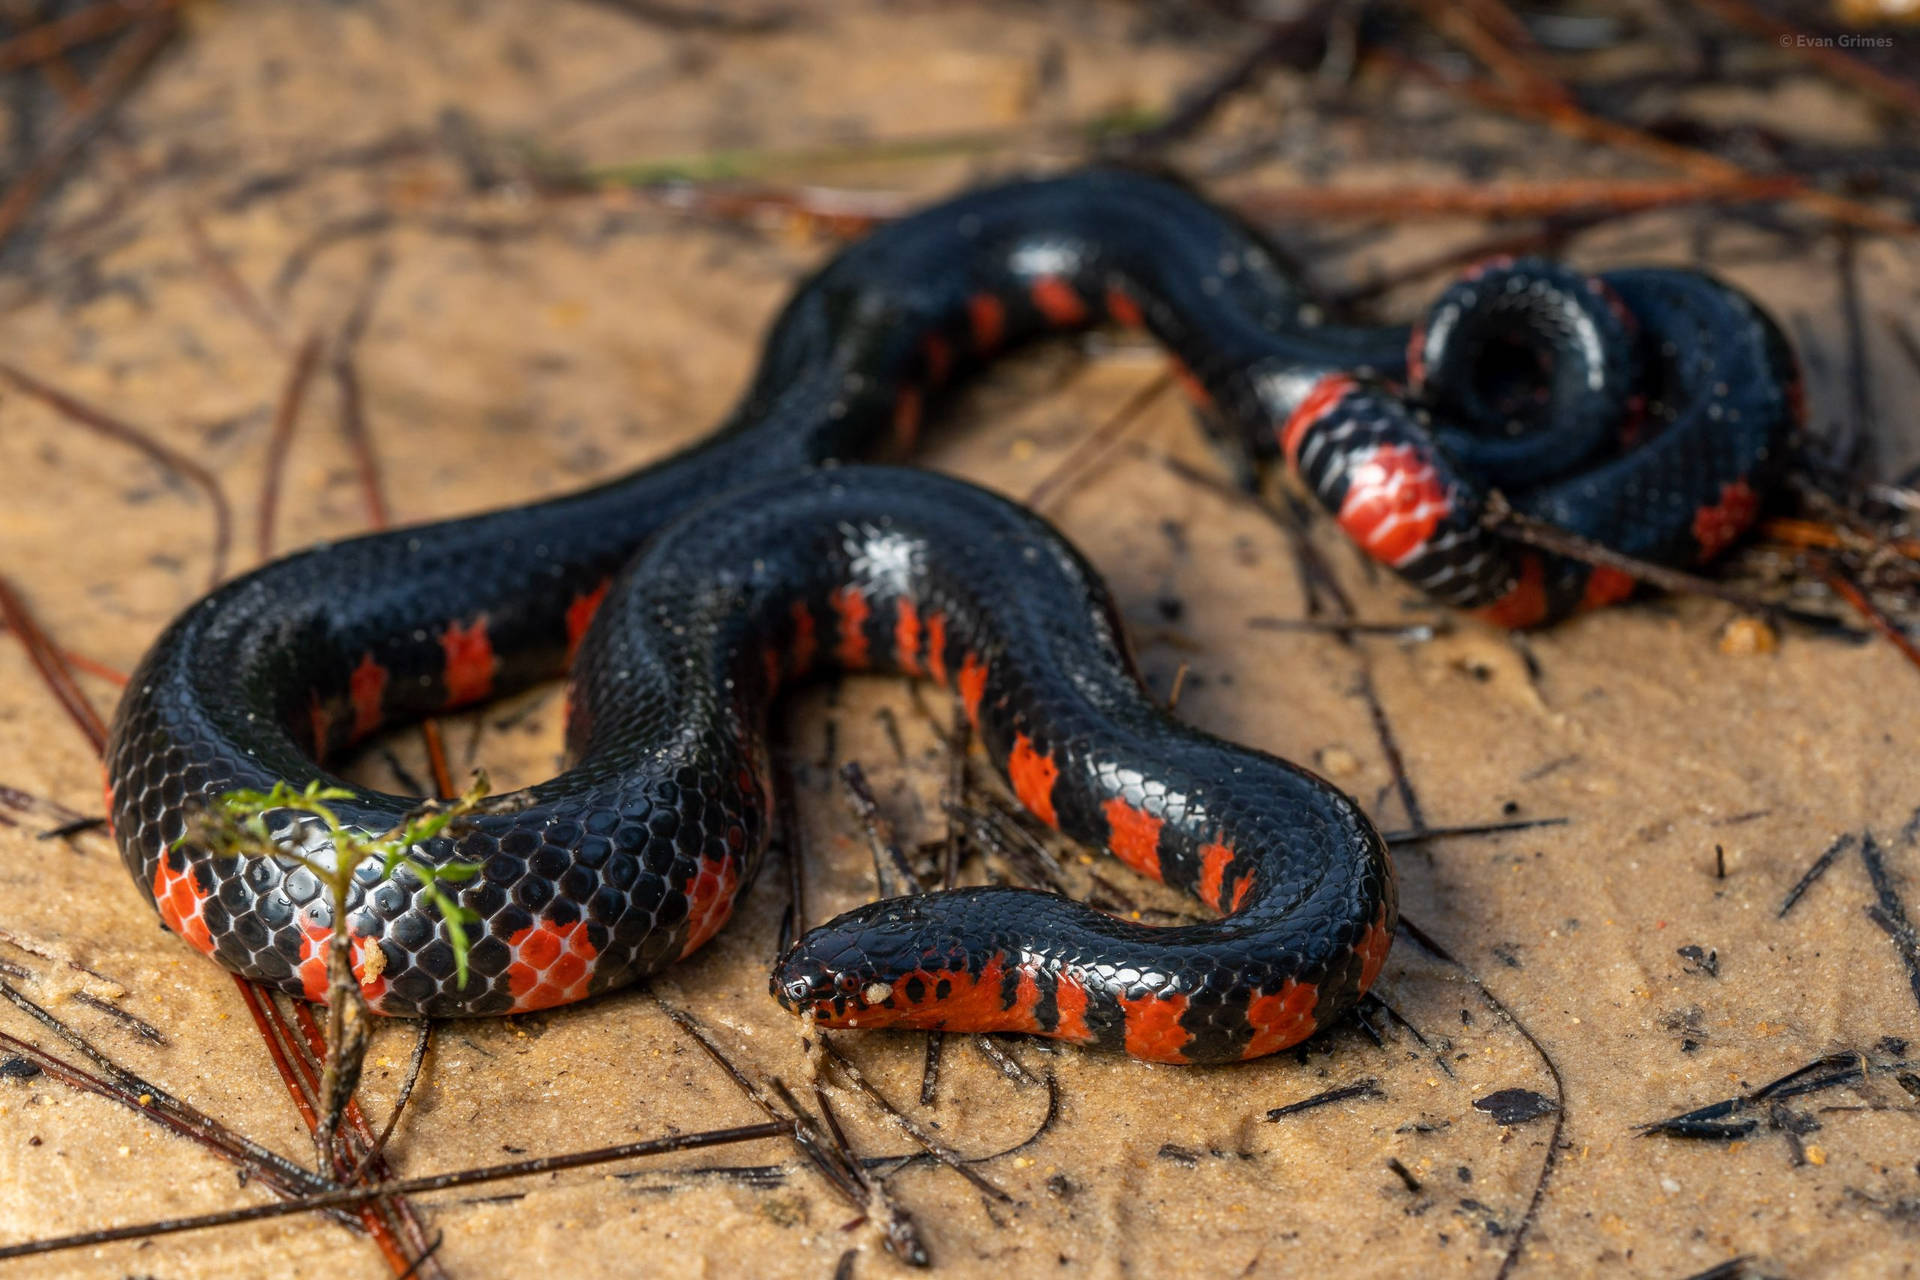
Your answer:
[0,576,108,754]
[0,0,174,71]
[0,1121,793,1262]
[1481,495,1781,614]
[0,13,176,252]
[254,334,325,562]
[0,359,233,587]
[1818,557,1920,676]
[1231,174,1803,221]
[1689,0,1920,117]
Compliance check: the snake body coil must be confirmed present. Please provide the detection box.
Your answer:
[105,170,1798,1060]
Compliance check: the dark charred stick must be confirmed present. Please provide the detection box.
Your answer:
[1,981,179,1124]
[580,0,792,34]
[394,1231,446,1280]
[818,1038,1014,1204]
[1023,368,1176,513]
[949,796,1116,914]
[1387,1157,1423,1193]
[1677,1258,1754,1280]
[1357,664,1425,833]
[233,980,430,1276]
[1114,0,1337,153]
[921,704,973,1105]
[36,815,106,840]
[254,333,325,562]
[1778,833,1855,918]
[68,991,165,1045]
[1374,47,1914,237]
[1234,175,1803,222]
[1638,1050,1873,1140]
[271,993,430,1271]
[1482,494,1787,616]
[810,1080,857,1161]
[656,999,928,1265]
[1817,558,1920,676]
[840,762,924,896]
[1860,833,1920,1015]
[1381,817,1569,844]
[1396,914,1565,1280]
[763,1081,871,1205]
[0,1121,794,1262]
[939,707,970,890]
[971,1036,1044,1088]
[799,1078,921,1262]
[1866,903,1920,959]
[1689,0,1920,116]
[1832,230,1875,476]
[0,0,175,71]
[286,1000,433,1259]
[875,705,909,765]
[790,1077,880,1211]
[181,209,286,351]
[1366,994,1455,1078]
[1247,616,1441,641]
[0,1027,335,1203]
[918,1028,945,1109]
[974,792,1075,885]
[771,1076,928,1267]
[1328,219,1607,308]
[1265,1076,1384,1120]
[0,12,177,254]
[380,748,430,798]
[774,739,809,950]
[347,1020,436,1186]
[0,786,91,830]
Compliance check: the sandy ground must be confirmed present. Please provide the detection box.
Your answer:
[2,2,1920,1277]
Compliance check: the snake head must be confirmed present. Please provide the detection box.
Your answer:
[770,949,841,1013]
[770,900,945,1027]
[770,937,893,1023]
[770,892,1028,1033]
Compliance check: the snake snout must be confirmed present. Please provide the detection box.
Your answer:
[769,950,837,1011]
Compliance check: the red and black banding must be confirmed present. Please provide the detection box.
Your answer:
[747,474,1391,1062]
[1281,260,1796,620]
[107,170,1792,1042]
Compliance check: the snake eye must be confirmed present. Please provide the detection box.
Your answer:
[834,972,860,993]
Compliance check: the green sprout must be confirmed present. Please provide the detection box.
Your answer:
[179,773,494,1161]
[184,775,488,987]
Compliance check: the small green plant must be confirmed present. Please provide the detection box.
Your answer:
[186,776,489,987]
[180,773,494,1162]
